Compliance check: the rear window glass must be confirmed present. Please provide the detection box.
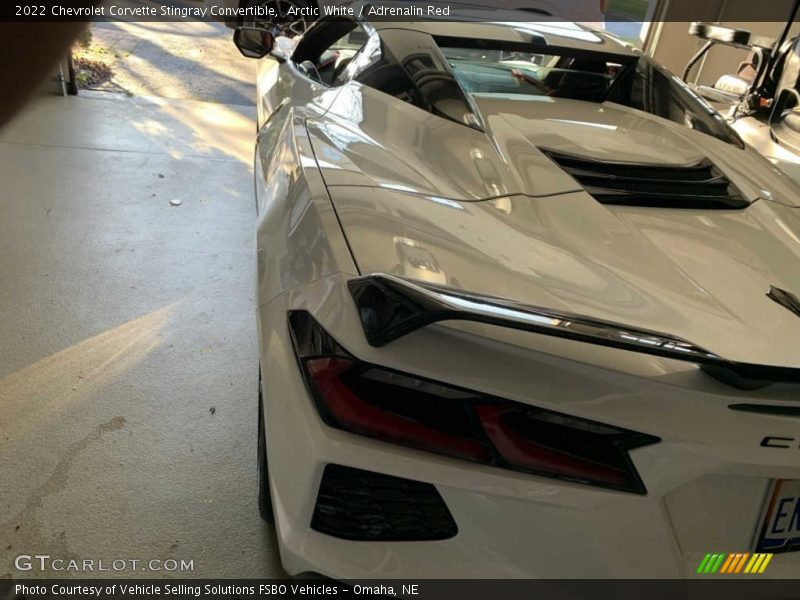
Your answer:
[432,37,742,147]
[439,46,623,103]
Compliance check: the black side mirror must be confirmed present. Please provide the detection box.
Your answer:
[233,27,275,59]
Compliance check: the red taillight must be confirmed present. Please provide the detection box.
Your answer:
[291,311,659,494]
[305,357,491,462]
[475,404,627,486]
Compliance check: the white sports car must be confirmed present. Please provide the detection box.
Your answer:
[235,7,800,578]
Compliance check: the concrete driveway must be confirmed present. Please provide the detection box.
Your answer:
[75,20,256,105]
[0,28,283,578]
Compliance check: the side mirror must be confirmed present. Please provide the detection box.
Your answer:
[233,27,275,59]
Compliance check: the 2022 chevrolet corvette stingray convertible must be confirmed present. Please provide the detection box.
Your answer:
[236,7,800,578]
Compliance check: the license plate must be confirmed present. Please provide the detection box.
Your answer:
[755,479,800,553]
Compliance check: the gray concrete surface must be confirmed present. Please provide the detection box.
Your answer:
[0,93,284,578]
[77,21,256,104]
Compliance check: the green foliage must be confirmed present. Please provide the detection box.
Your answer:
[607,0,650,20]
[75,27,93,49]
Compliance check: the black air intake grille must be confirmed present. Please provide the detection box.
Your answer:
[311,464,457,541]
[542,149,750,209]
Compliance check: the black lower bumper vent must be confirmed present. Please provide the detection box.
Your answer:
[311,464,457,541]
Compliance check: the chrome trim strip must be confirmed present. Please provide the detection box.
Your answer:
[767,285,800,319]
[348,274,800,387]
[349,273,719,359]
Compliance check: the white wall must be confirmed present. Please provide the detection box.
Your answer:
[646,0,799,86]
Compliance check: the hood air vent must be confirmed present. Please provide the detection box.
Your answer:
[541,149,749,209]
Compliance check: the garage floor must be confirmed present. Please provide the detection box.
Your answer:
[0,92,285,578]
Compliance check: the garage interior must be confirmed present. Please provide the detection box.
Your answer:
[3,0,800,579]
[0,50,284,578]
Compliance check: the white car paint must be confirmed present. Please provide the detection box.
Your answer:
[248,13,800,578]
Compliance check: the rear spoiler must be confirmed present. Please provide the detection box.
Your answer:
[348,274,800,389]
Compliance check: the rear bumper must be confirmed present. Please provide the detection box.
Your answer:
[257,276,800,578]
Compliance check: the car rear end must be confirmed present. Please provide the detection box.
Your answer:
[253,14,800,580]
[258,270,800,578]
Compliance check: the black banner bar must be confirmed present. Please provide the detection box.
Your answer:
[3,579,800,600]
[4,0,800,23]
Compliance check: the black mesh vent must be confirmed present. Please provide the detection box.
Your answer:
[542,149,750,209]
[311,464,457,541]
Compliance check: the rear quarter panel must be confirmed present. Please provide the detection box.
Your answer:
[254,108,357,309]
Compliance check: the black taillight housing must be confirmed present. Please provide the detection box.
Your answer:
[289,311,659,495]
